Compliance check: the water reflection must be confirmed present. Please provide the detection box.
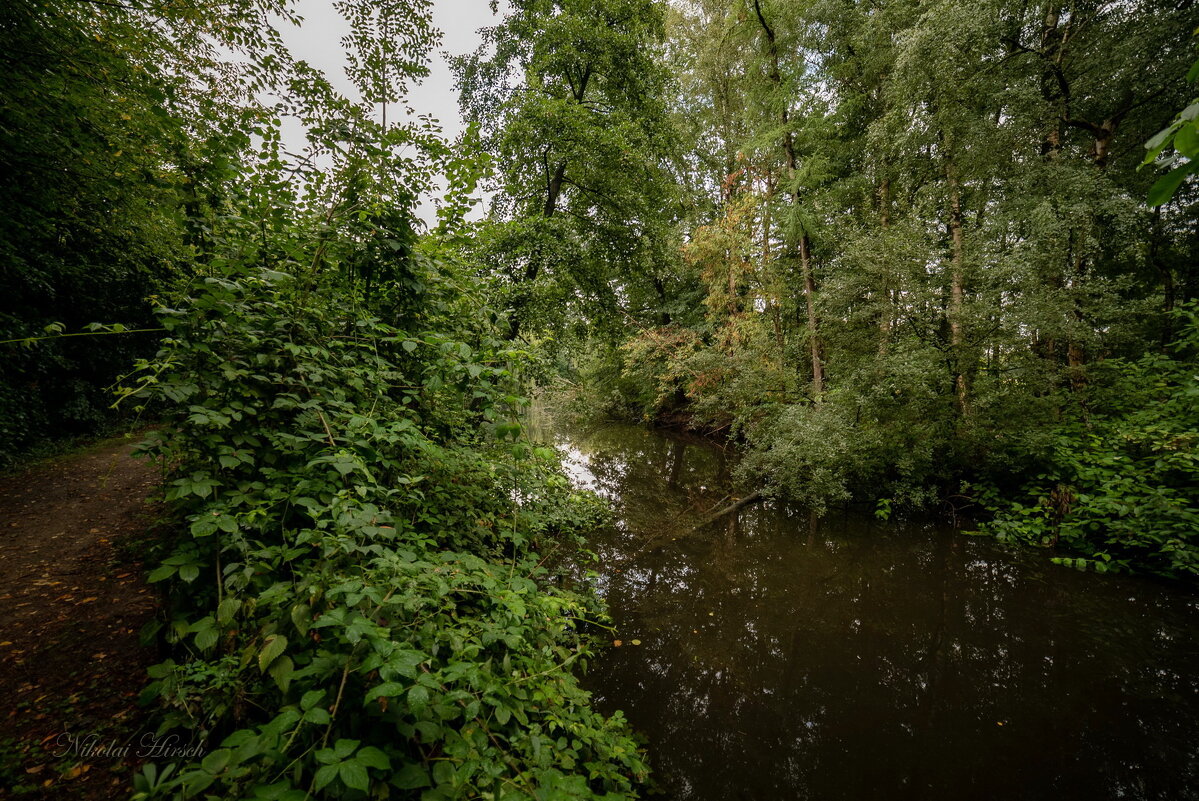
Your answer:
[531,414,1199,801]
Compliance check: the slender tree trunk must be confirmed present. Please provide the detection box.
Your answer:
[1150,207,1175,350]
[946,163,969,417]
[878,176,892,356]
[800,234,824,397]
[753,0,824,398]
[763,177,787,358]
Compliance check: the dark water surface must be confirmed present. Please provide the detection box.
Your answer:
[530,415,1199,801]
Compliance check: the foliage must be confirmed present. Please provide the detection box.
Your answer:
[0,0,655,795]
[564,0,1199,578]
[124,263,648,799]
[971,307,1199,578]
[618,327,706,418]
[0,0,450,463]
[1142,57,1199,207]
[454,0,682,341]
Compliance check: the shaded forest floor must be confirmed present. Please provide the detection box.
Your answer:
[0,436,160,799]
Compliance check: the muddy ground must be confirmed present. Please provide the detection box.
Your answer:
[0,436,160,799]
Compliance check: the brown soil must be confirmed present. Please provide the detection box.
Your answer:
[0,436,161,800]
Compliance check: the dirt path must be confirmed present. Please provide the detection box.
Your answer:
[0,436,160,799]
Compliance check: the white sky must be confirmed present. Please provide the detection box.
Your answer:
[279,0,504,224]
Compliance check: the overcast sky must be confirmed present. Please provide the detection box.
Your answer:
[278,0,504,223]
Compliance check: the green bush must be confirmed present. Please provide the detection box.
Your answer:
[971,307,1199,577]
[125,264,648,800]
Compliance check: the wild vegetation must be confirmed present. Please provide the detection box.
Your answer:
[0,0,1196,798]
[524,0,1199,578]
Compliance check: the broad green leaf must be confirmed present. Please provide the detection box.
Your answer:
[258,634,287,673]
[147,565,175,583]
[202,749,231,775]
[356,746,390,770]
[1176,123,1199,159]
[269,655,294,692]
[1149,162,1196,207]
[339,760,370,791]
[365,682,405,702]
[313,764,338,791]
[217,598,240,625]
[333,739,359,759]
[301,689,325,711]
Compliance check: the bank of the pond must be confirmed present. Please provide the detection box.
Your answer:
[531,414,1199,801]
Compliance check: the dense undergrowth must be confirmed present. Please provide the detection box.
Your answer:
[2,4,1198,799]
[971,308,1199,578]
[121,263,648,800]
[559,302,1199,580]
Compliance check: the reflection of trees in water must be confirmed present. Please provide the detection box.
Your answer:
[543,418,1199,801]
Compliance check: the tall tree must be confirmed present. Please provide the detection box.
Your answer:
[455,0,680,340]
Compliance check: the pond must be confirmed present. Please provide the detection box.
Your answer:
[529,413,1199,801]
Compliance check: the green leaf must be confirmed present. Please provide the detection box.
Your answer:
[189,518,218,537]
[202,748,231,775]
[195,627,219,652]
[432,759,455,786]
[290,603,311,636]
[303,706,331,725]
[1143,122,1181,165]
[365,682,405,702]
[313,764,339,790]
[393,763,430,789]
[301,689,325,711]
[1176,123,1199,159]
[339,760,370,791]
[333,739,359,759]
[147,565,175,583]
[258,634,288,673]
[269,655,294,692]
[356,746,390,770]
[407,684,430,708]
[217,598,241,625]
[1149,162,1197,207]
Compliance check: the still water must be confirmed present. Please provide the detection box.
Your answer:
[530,415,1199,801]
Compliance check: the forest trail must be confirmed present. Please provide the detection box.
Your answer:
[0,437,160,800]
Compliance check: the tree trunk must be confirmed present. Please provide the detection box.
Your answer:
[946,164,970,417]
[753,0,824,399]
[800,234,824,397]
[878,176,892,356]
[508,66,592,340]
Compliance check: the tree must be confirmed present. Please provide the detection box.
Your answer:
[455,0,680,340]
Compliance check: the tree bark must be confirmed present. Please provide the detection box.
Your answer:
[753,0,824,398]
[800,234,824,397]
[878,176,892,355]
[946,163,970,417]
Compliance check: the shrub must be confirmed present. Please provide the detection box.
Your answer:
[124,264,648,799]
